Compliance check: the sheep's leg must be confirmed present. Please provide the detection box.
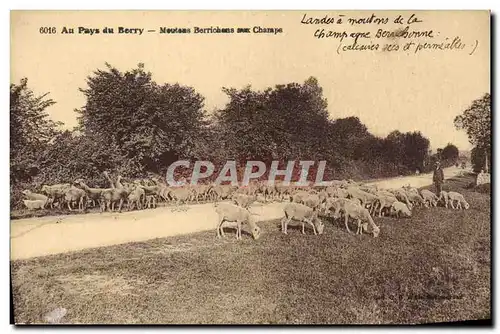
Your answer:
[236,221,242,240]
[67,201,72,211]
[216,217,224,238]
[450,201,456,209]
[283,218,291,234]
[280,217,286,233]
[220,223,226,238]
[344,215,354,234]
[305,218,317,235]
[356,219,362,234]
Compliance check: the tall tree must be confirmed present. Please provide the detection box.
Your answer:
[76,63,207,173]
[10,78,62,182]
[441,143,459,163]
[454,93,491,172]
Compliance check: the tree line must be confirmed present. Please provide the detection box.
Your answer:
[11,63,473,205]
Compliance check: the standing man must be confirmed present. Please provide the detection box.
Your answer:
[433,161,445,195]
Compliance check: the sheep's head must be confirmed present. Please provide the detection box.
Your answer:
[372,227,380,238]
[21,189,31,195]
[251,226,261,240]
[403,208,412,217]
[314,217,325,235]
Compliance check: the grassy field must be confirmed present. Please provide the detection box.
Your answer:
[11,174,491,324]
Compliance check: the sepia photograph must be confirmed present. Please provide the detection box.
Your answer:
[9,9,491,325]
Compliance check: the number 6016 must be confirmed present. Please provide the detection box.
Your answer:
[39,27,56,34]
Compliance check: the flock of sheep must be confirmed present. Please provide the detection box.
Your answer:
[215,180,470,240]
[20,171,471,240]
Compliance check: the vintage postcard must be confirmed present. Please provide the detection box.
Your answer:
[10,10,491,325]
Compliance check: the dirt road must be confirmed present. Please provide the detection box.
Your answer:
[10,166,463,260]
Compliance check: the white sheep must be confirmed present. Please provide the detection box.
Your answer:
[374,193,398,217]
[346,187,379,215]
[232,193,257,209]
[406,191,427,208]
[343,201,380,237]
[302,193,322,210]
[392,189,413,210]
[420,189,439,207]
[22,190,49,202]
[215,203,261,240]
[291,190,310,204]
[23,199,47,210]
[281,202,325,235]
[437,191,449,208]
[447,191,470,210]
[390,201,412,218]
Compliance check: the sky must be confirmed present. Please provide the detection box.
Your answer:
[10,10,490,151]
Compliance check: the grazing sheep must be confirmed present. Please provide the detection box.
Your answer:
[346,187,378,215]
[407,191,427,208]
[343,201,380,237]
[302,193,322,210]
[291,190,310,204]
[390,201,412,218]
[100,187,128,212]
[447,191,470,210]
[420,189,439,207]
[392,189,413,210]
[321,198,358,219]
[22,190,49,202]
[437,191,449,208]
[64,186,87,211]
[169,187,192,207]
[274,182,292,201]
[374,193,398,217]
[281,202,325,235]
[232,193,257,209]
[23,199,47,210]
[127,186,146,210]
[73,180,103,208]
[40,184,71,208]
[215,203,261,240]
[209,185,235,203]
